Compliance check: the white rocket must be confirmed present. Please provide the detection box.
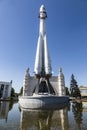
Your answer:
[34,5,52,77]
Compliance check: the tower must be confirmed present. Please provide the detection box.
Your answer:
[58,68,66,96]
[23,68,30,96]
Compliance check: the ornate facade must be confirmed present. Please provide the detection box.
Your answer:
[0,81,12,99]
[23,68,66,96]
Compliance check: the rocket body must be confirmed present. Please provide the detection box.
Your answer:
[34,5,52,77]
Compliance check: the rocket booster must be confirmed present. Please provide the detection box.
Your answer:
[34,5,52,77]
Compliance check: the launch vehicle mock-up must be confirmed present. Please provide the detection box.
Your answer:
[34,5,52,78]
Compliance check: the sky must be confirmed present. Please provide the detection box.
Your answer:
[0,0,87,92]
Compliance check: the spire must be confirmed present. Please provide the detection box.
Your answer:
[59,67,62,73]
[23,68,30,96]
[25,68,30,77]
[58,67,66,96]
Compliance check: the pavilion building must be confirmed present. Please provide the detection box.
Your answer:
[0,81,12,99]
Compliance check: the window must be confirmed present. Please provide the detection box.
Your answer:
[1,84,4,90]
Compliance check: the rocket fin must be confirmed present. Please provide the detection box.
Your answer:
[44,35,52,76]
[34,33,43,75]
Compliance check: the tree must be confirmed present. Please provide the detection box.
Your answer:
[72,102,83,129]
[11,87,15,97]
[19,87,23,95]
[70,74,81,98]
[65,87,70,95]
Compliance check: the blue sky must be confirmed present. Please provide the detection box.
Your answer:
[0,0,87,92]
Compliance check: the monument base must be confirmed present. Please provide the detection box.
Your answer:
[19,94,69,110]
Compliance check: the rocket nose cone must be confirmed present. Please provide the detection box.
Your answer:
[40,5,46,12]
[39,5,47,19]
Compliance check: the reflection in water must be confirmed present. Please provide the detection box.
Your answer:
[0,101,9,122]
[60,108,69,130]
[20,105,69,130]
[72,102,83,130]
[9,101,14,111]
[0,101,14,122]
[0,102,86,130]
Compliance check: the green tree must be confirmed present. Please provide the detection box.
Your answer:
[70,74,81,98]
[11,87,15,97]
[65,87,70,95]
[19,87,23,95]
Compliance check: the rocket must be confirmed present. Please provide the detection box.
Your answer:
[34,5,52,78]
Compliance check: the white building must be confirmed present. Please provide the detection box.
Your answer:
[79,86,87,97]
[0,81,12,99]
[23,68,66,96]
